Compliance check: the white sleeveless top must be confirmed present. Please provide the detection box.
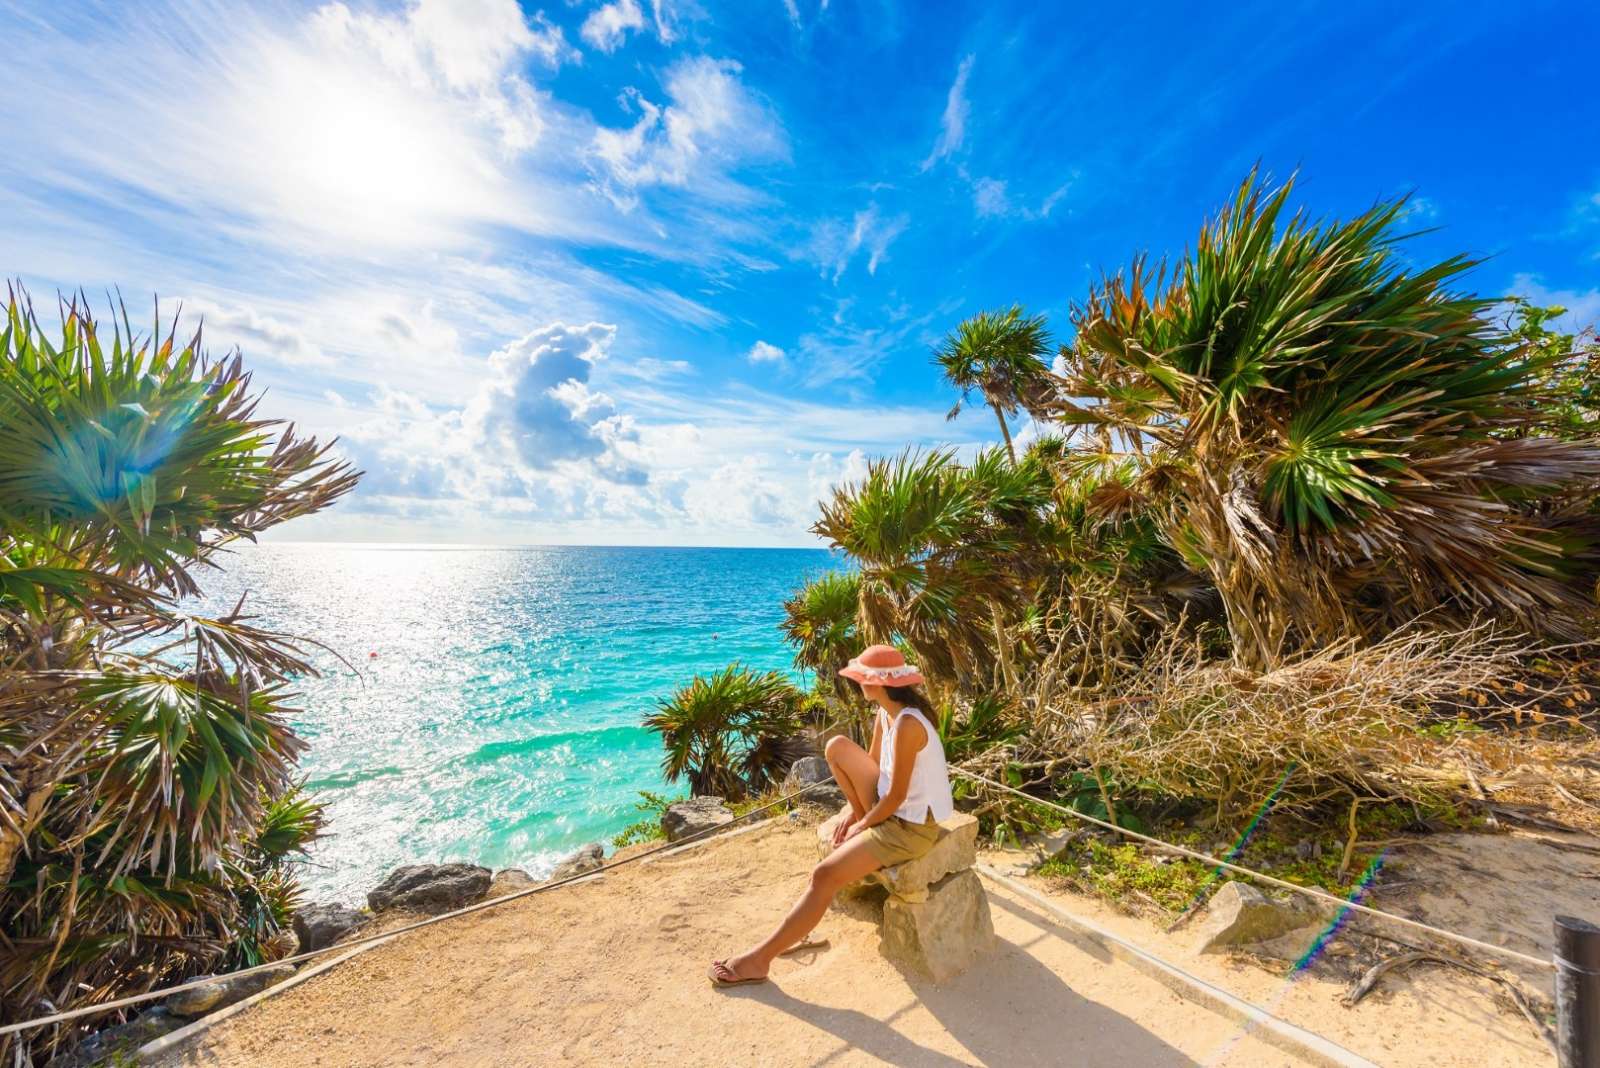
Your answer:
[876,707,955,824]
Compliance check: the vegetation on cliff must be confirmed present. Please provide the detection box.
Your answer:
[660,172,1600,877]
[0,290,357,1061]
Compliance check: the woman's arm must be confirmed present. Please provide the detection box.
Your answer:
[847,714,927,837]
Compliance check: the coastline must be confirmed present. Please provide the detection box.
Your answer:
[192,542,836,903]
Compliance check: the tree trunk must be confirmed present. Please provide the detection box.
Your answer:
[991,402,1017,464]
[0,784,50,894]
[990,602,1019,694]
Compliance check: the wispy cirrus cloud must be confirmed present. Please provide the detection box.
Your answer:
[807,204,911,282]
[922,54,974,170]
[589,56,788,211]
[0,0,635,260]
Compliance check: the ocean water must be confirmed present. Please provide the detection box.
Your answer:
[186,543,837,903]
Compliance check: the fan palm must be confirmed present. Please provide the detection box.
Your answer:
[0,288,357,1061]
[811,447,1052,688]
[780,570,860,704]
[1046,171,1600,668]
[936,305,1053,463]
[643,665,807,800]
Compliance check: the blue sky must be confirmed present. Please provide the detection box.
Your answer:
[3,0,1597,546]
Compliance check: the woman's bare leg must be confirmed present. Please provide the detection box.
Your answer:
[823,734,879,820]
[714,834,883,981]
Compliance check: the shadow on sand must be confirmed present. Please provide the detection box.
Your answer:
[734,888,1201,1067]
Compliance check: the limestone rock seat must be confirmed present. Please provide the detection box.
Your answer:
[816,806,995,981]
[816,808,978,902]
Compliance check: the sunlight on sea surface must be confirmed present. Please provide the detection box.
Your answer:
[188,543,836,903]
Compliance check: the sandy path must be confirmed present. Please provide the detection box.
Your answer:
[154,820,1309,1067]
[982,830,1571,1068]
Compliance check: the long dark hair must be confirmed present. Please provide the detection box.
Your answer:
[884,684,932,711]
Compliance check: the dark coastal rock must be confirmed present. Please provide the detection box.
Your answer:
[293,902,369,953]
[661,796,735,842]
[165,964,296,1017]
[784,756,846,807]
[368,863,491,914]
[49,1008,184,1067]
[488,868,538,898]
[549,842,605,881]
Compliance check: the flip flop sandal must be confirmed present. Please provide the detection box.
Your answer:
[778,936,830,956]
[708,960,768,988]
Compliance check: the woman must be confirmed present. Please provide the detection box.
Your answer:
[709,644,954,987]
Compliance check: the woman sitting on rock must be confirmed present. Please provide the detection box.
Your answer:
[709,644,954,987]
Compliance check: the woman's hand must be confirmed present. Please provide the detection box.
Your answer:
[842,819,866,842]
[831,816,854,847]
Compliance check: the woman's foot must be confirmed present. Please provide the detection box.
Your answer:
[708,952,767,986]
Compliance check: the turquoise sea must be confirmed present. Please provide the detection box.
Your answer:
[188,543,837,903]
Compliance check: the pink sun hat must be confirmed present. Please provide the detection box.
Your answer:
[839,644,925,687]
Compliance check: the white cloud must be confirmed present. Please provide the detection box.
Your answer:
[342,319,650,510]
[400,0,575,87]
[1403,195,1439,222]
[781,0,802,27]
[589,56,788,209]
[581,0,646,52]
[609,356,695,381]
[970,175,1072,222]
[182,297,330,367]
[973,177,1009,217]
[319,319,1002,545]
[748,340,786,363]
[0,0,608,258]
[922,54,974,170]
[647,0,682,44]
[808,203,910,282]
[1511,273,1600,335]
[1039,183,1070,217]
[466,322,646,483]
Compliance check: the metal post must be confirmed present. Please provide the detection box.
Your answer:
[1556,915,1600,1068]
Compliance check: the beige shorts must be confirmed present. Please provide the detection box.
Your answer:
[862,812,940,867]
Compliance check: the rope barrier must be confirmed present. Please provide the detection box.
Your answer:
[950,767,1555,972]
[6,764,1562,1039]
[0,784,820,1039]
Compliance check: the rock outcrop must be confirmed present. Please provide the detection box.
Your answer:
[550,842,606,880]
[165,964,296,1017]
[1194,880,1329,958]
[368,863,491,914]
[784,756,846,808]
[661,797,735,842]
[488,868,538,898]
[293,902,368,953]
[50,1008,185,1067]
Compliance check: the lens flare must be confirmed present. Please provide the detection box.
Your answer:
[1291,851,1386,974]
[1203,850,1389,1065]
[1168,763,1296,929]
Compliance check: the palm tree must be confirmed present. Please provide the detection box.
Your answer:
[0,288,358,1061]
[643,665,807,800]
[936,305,1053,463]
[780,570,860,705]
[811,448,1052,689]
[1047,171,1600,668]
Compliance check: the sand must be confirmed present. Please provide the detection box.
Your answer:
[983,825,1588,1068]
[149,815,1572,1067]
[151,819,1308,1067]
